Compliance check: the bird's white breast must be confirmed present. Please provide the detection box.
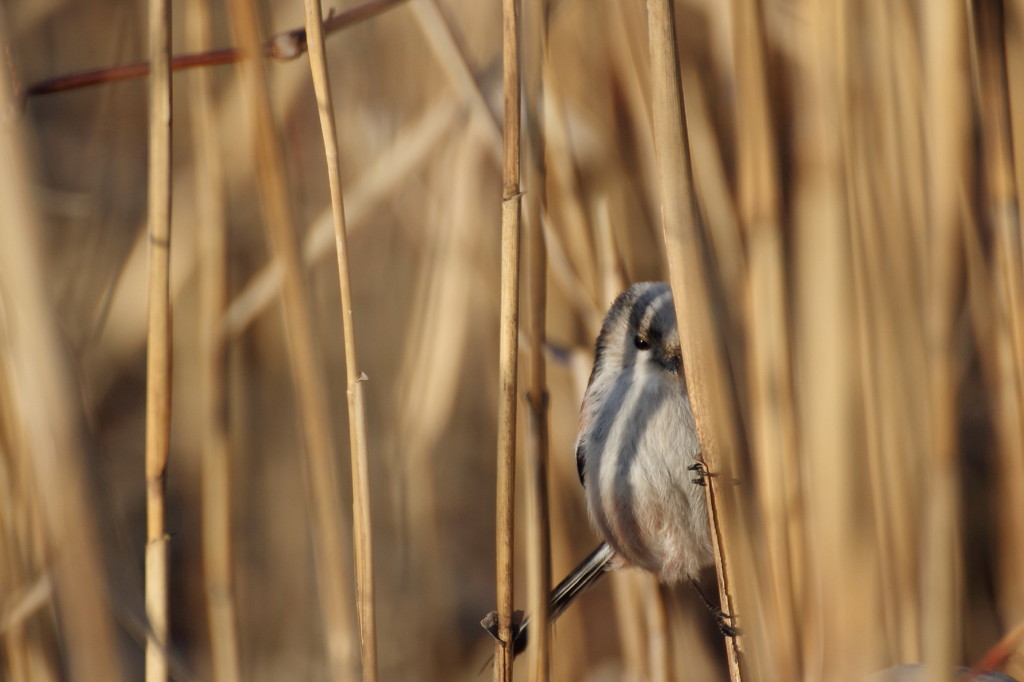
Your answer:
[581,361,712,582]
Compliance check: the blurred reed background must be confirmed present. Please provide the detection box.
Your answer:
[1,0,1024,680]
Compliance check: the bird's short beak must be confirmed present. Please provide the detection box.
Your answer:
[659,352,682,375]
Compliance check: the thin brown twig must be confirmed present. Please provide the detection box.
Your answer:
[22,0,409,98]
[302,0,378,678]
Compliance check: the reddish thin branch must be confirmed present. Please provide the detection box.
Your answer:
[22,0,408,98]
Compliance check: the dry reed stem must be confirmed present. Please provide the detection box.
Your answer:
[144,0,172,678]
[922,2,968,678]
[644,0,742,678]
[846,4,899,658]
[729,0,799,676]
[876,3,927,660]
[0,17,122,678]
[680,71,744,308]
[225,0,358,678]
[792,2,863,675]
[494,0,522,674]
[187,0,241,678]
[540,67,602,320]
[523,0,551,677]
[609,571,650,678]
[0,575,51,637]
[76,40,318,400]
[847,104,906,662]
[538,208,602,331]
[593,198,626,307]
[532,80,599,309]
[395,127,482,673]
[223,96,458,339]
[302,1,378,678]
[411,0,501,152]
[646,585,670,682]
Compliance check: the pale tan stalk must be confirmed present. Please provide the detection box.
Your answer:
[729,0,799,677]
[494,0,522,675]
[0,18,122,679]
[604,571,641,678]
[225,1,357,679]
[223,96,457,339]
[411,0,501,152]
[644,0,741,678]
[144,0,172,677]
[848,2,906,659]
[302,3,378,679]
[592,198,625,312]
[542,67,601,315]
[646,585,670,682]
[679,71,744,307]
[539,217,602,331]
[522,0,550,677]
[922,3,968,679]
[879,3,927,660]
[791,1,870,675]
[187,0,241,679]
[395,126,482,673]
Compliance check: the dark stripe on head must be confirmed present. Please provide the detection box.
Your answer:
[587,282,673,389]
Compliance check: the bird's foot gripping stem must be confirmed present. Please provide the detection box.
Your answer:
[687,461,715,487]
[689,577,741,638]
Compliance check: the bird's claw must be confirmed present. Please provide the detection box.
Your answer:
[709,607,740,637]
[688,461,715,486]
[717,618,741,638]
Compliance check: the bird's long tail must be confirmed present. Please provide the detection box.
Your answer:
[482,542,616,657]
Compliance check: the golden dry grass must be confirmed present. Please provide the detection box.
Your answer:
[2,0,1024,680]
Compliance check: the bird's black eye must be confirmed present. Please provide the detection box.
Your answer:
[634,334,650,350]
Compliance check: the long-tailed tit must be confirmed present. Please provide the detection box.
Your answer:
[483,282,727,655]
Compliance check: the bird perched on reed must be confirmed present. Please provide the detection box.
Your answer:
[483,282,730,656]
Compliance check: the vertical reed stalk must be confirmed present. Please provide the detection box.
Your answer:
[494,0,523,674]
[523,0,550,677]
[222,98,458,339]
[225,0,358,678]
[647,586,670,682]
[644,0,742,678]
[792,1,859,675]
[410,0,501,145]
[0,14,122,681]
[144,0,172,678]
[187,0,241,679]
[729,0,799,676]
[302,4,378,679]
[922,2,968,678]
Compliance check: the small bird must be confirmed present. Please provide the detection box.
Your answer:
[483,282,725,655]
